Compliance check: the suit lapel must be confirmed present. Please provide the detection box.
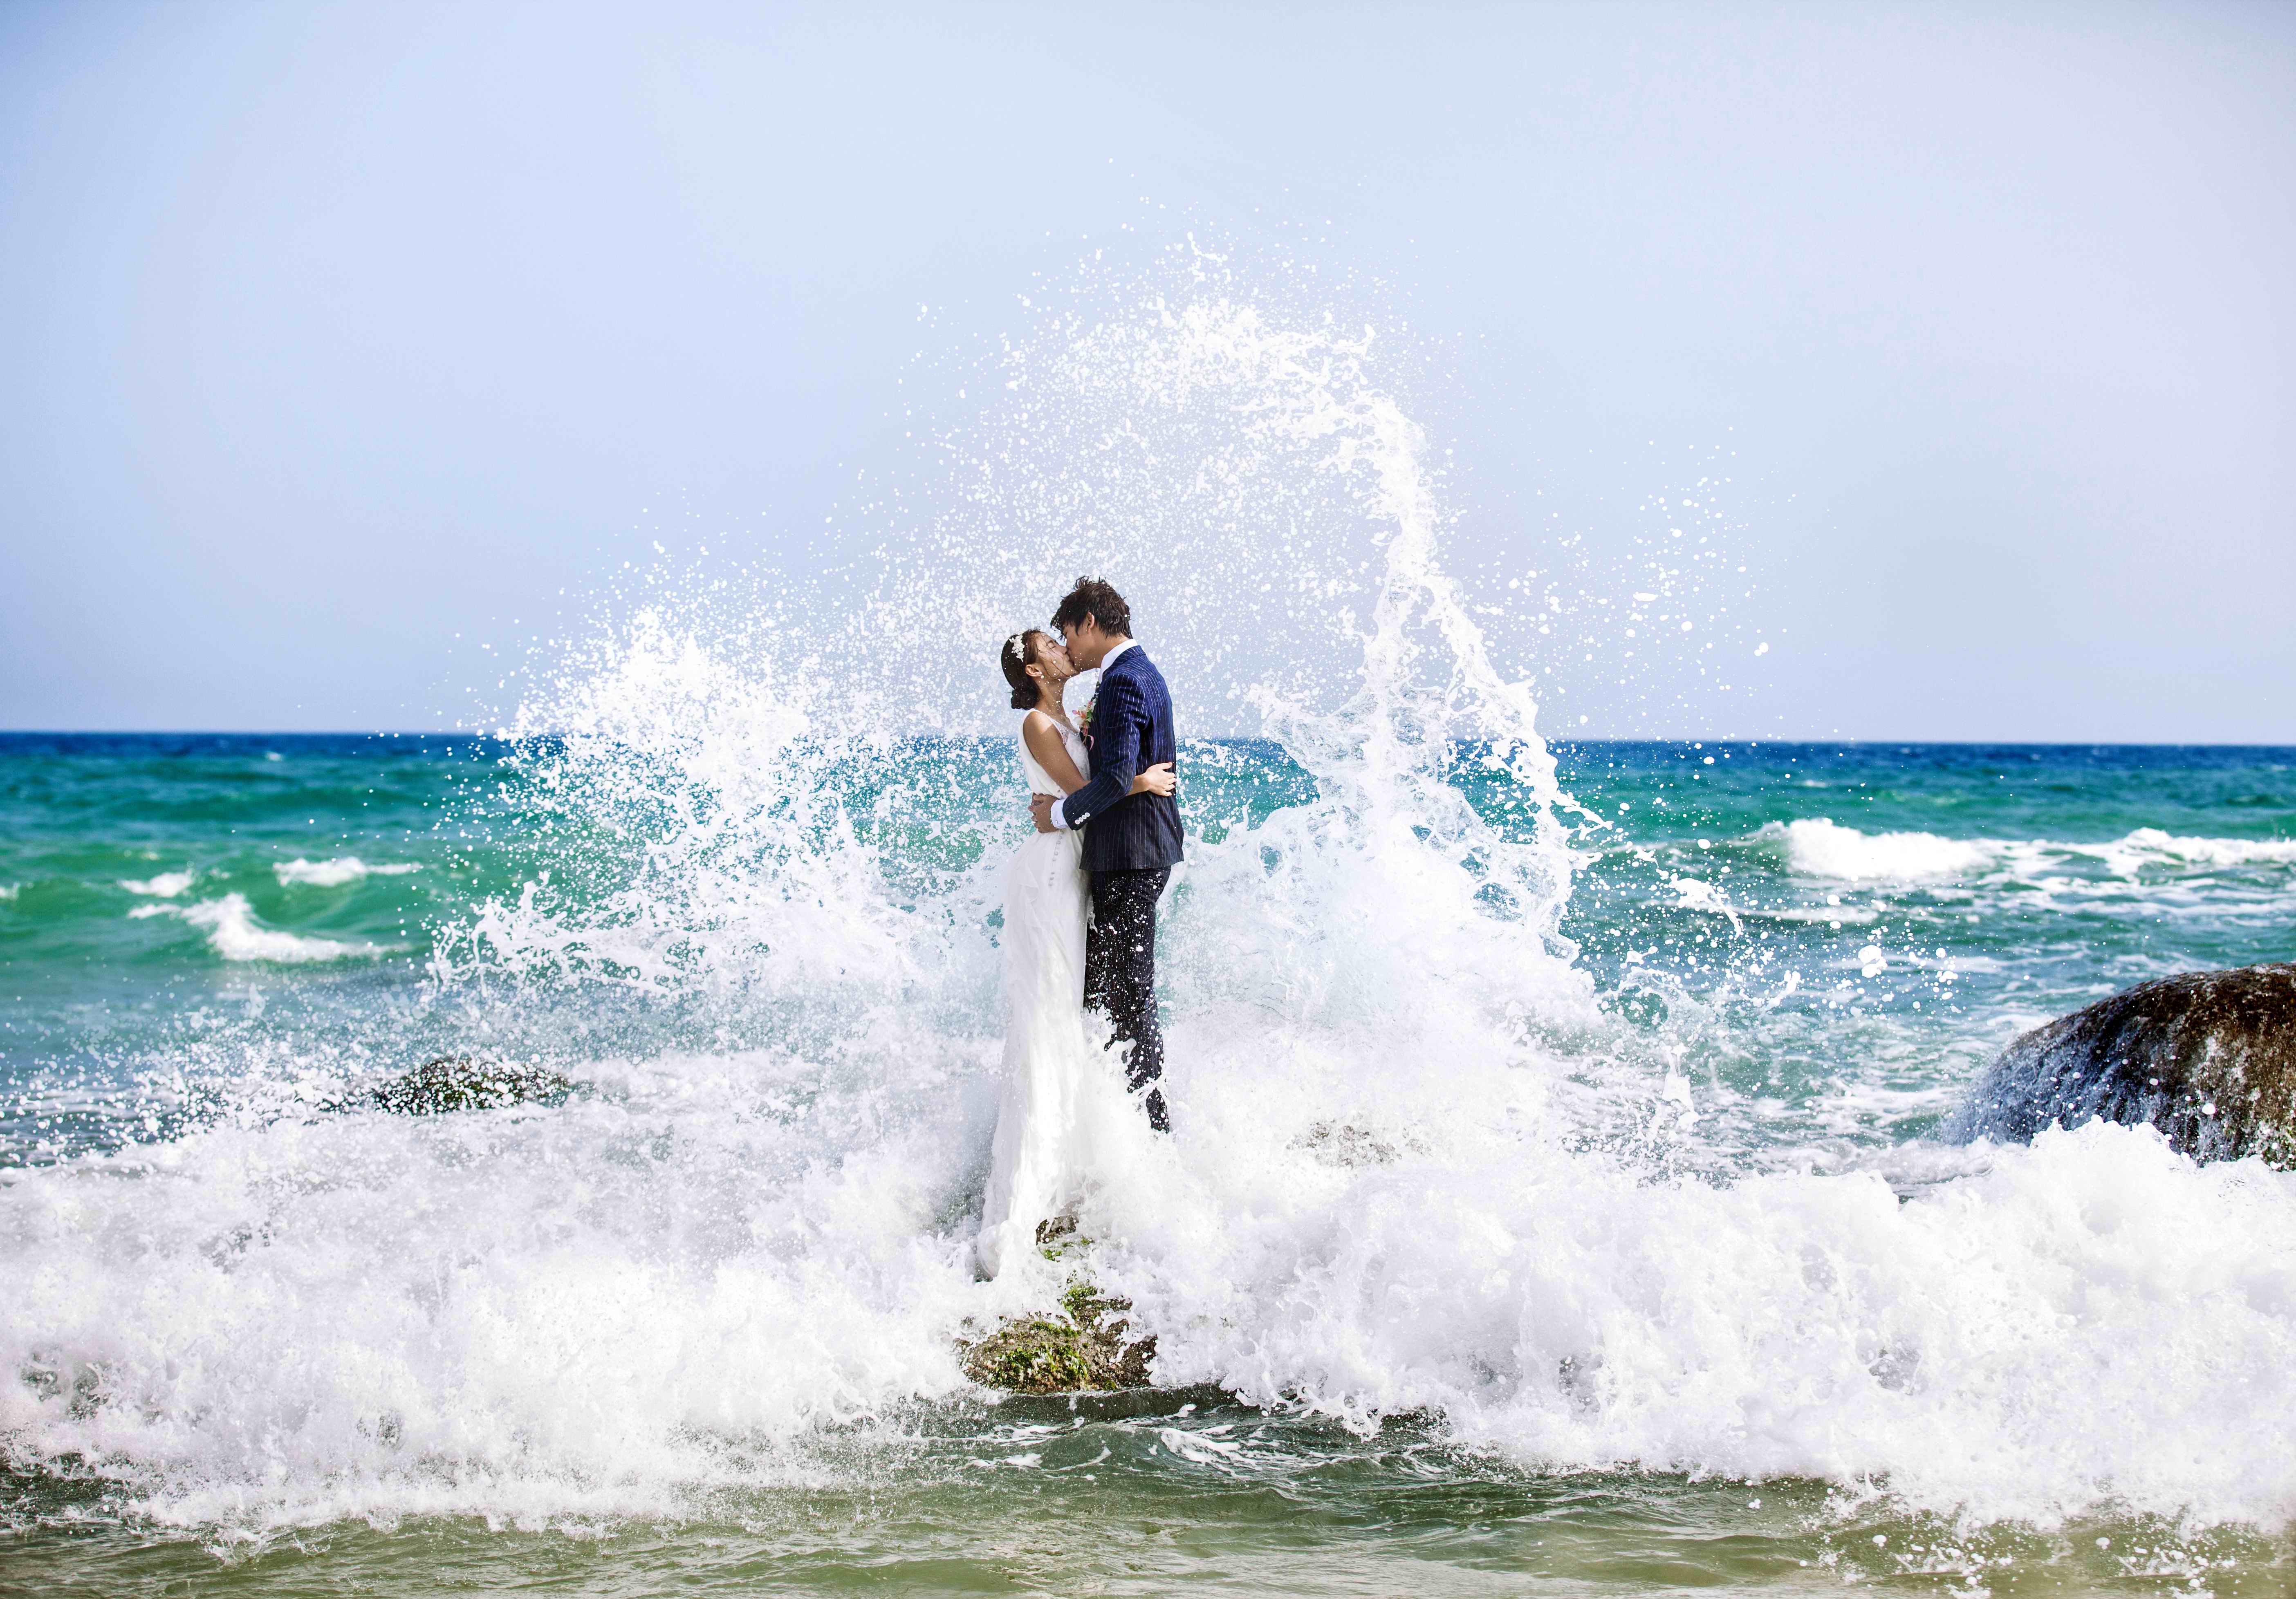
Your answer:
[1087,649,1129,749]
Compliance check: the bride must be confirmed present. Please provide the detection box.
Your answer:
[976,629,1175,1279]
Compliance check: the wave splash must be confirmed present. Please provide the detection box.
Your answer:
[4,279,2295,1536]
[127,892,380,963]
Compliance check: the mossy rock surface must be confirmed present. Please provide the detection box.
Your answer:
[365,1055,574,1115]
[959,1228,1156,1393]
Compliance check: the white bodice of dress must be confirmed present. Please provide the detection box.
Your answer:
[1016,716,1090,798]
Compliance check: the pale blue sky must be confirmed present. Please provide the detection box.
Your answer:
[2,1,2290,738]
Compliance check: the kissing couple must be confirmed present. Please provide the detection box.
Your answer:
[975,577,1183,1280]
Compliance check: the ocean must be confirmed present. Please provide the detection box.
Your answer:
[3,733,2293,1593]
[5,294,2296,1593]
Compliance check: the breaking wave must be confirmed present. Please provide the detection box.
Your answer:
[128,893,381,963]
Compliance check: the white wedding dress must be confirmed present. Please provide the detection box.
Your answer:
[976,717,1097,1279]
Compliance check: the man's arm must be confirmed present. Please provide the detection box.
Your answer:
[1053,674,1144,830]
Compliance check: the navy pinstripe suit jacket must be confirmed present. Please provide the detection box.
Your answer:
[1058,644,1184,873]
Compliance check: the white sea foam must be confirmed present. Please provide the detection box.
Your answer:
[9,1035,2295,1532]
[1756,818,2296,893]
[2071,827,2296,876]
[120,870,197,898]
[275,856,422,887]
[1111,1115,2296,1525]
[0,883,16,901]
[1757,819,1993,882]
[7,289,2295,1536]
[128,893,377,963]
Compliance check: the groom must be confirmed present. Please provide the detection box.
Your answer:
[1031,577,1182,1132]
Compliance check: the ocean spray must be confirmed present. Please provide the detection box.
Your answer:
[3,279,2295,1541]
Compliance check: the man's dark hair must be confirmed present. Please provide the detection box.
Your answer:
[1051,577,1131,639]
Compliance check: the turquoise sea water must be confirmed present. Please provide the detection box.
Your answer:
[4,734,2294,1593]
[4,737,2292,1167]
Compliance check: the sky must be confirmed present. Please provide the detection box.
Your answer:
[1,0,2290,739]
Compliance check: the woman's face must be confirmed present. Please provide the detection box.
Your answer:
[1032,634,1075,684]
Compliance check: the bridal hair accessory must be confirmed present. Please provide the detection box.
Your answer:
[999,632,1041,710]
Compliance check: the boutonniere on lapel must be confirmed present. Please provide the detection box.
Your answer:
[1078,691,1098,748]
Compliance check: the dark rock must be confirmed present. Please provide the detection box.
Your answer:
[1951,963,2296,1166]
[366,1055,573,1116]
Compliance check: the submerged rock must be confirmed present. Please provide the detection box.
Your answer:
[958,1221,1157,1394]
[1292,1120,1401,1167]
[1951,963,2296,1166]
[366,1055,574,1116]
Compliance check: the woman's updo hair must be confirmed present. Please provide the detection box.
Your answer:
[1000,630,1047,711]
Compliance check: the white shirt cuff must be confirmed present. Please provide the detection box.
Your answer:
[1051,801,1076,829]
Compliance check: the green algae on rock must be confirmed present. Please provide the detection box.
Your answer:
[960,1225,1157,1393]
[365,1055,574,1115]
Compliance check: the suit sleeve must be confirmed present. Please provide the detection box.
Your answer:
[1058,673,1144,830]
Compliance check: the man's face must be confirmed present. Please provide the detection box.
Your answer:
[1060,617,1107,669]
